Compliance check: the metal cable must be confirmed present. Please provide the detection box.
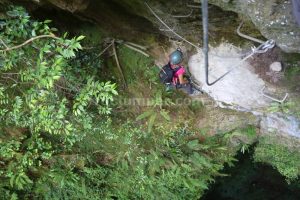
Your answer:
[145,1,275,87]
[144,2,200,50]
[201,0,275,86]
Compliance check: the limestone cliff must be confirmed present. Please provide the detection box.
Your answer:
[24,0,300,53]
[207,0,300,53]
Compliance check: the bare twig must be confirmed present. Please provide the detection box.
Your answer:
[124,42,147,50]
[0,39,8,49]
[112,41,127,89]
[1,76,33,85]
[0,35,60,52]
[55,84,72,91]
[54,84,74,96]
[96,41,114,58]
[82,46,96,50]
[123,43,150,57]
[1,72,20,75]
[1,76,19,84]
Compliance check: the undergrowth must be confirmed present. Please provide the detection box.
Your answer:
[1,5,299,200]
[0,7,234,199]
[254,135,300,182]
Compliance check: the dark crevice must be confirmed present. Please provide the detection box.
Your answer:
[202,146,300,200]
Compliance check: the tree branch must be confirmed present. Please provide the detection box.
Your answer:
[0,39,8,49]
[124,41,147,50]
[112,41,127,89]
[1,76,32,85]
[96,41,114,58]
[1,72,20,75]
[1,76,18,84]
[0,35,60,52]
[123,43,149,57]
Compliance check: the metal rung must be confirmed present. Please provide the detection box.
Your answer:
[172,9,193,18]
[187,3,201,8]
[187,3,213,9]
[237,22,265,44]
[260,86,288,103]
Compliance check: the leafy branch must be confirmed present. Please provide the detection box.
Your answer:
[0,34,60,52]
[136,91,174,132]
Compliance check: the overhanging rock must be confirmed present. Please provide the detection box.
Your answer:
[207,0,300,53]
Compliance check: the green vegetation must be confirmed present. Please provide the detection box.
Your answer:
[111,42,205,130]
[76,124,237,199]
[0,7,238,200]
[224,126,257,154]
[0,6,116,199]
[1,5,299,200]
[283,52,300,92]
[268,100,300,118]
[117,45,158,85]
[254,136,300,182]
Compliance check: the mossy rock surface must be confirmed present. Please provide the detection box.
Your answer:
[209,0,300,53]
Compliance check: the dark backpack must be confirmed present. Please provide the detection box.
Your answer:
[159,63,180,84]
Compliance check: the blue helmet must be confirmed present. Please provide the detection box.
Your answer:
[169,48,183,65]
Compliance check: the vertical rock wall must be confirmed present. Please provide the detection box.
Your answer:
[208,0,300,53]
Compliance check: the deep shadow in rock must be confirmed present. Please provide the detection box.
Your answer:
[201,147,300,200]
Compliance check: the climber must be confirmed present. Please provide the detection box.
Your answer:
[159,48,194,94]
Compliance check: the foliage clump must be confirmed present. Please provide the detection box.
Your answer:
[254,136,300,182]
[0,6,236,200]
[0,6,117,199]
[75,123,236,199]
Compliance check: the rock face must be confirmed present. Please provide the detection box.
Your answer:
[208,0,300,53]
[189,43,300,139]
[10,0,300,52]
[260,113,300,138]
[189,43,271,111]
[8,0,298,137]
[38,0,89,13]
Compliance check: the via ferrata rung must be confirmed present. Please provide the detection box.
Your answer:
[260,86,289,104]
[171,9,193,18]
